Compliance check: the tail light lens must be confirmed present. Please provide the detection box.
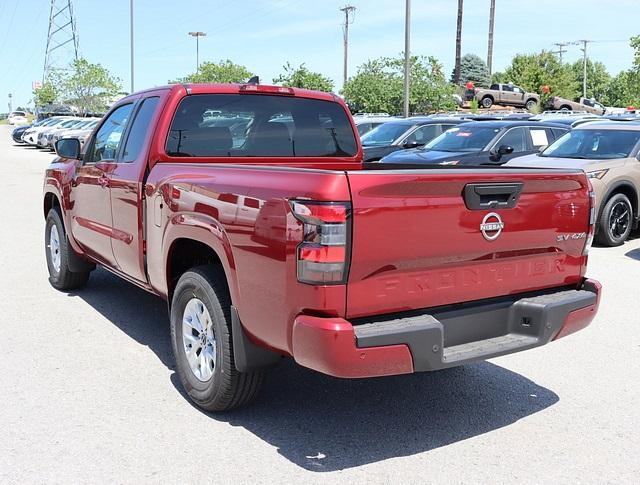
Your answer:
[290,200,351,284]
[583,190,596,255]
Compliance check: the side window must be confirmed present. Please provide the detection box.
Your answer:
[529,128,551,148]
[497,127,528,152]
[218,193,238,204]
[85,104,134,163]
[490,84,499,90]
[405,124,439,144]
[513,87,523,94]
[122,97,160,162]
[244,197,260,209]
[502,85,514,92]
[551,128,568,140]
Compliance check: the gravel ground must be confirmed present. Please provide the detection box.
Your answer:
[0,125,638,484]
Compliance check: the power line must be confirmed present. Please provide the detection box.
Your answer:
[340,5,356,88]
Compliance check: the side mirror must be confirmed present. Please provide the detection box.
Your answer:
[55,138,81,159]
[489,144,514,162]
[538,145,548,153]
[403,141,422,149]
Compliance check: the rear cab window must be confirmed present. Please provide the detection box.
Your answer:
[166,94,357,158]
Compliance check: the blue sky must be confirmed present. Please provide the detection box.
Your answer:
[1,0,637,109]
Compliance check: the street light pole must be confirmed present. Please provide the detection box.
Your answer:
[403,0,411,118]
[130,0,134,93]
[188,32,207,73]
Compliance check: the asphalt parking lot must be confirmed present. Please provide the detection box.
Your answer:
[0,124,638,484]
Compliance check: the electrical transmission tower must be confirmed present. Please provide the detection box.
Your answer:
[43,0,79,83]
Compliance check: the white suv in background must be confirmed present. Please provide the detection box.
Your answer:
[8,111,28,125]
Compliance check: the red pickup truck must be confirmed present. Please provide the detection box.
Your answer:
[44,83,601,411]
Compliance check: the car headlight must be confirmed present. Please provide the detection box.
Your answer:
[587,169,609,180]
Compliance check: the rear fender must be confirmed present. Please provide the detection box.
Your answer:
[162,211,240,306]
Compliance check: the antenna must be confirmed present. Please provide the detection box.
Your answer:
[43,0,79,83]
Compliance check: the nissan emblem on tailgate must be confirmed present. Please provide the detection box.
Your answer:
[480,212,504,241]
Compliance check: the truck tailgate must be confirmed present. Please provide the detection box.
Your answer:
[345,168,590,319]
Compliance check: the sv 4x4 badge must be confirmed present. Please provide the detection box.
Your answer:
[557,232,587,242]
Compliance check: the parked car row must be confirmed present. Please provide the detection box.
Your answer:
[11,116,100,150]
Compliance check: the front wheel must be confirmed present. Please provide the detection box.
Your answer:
[595,193,633,247]
[481,96,493,109]
[45,209,91,290]
[525,99,538,110]
[170,266,263,412]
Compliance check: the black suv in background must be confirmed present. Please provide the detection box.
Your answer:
[378,120,568,165]
[360,117,469,162]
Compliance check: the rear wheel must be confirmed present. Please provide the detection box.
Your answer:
[525,99,538,110]
[45,208,91,290]
[595,193,633,246]
[170,266,263,411]
[481,96,493,109]
[560,105,572,111]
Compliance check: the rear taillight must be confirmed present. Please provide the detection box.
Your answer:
[290,200,351,284]
[584,190,596,255]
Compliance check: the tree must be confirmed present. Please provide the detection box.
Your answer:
[452,54,490,87]
[57,58,122,114]
[273,63,334,92]
[569,59,611,101]
[491,50,578,100]
[453,0,464,84]
[601,36,640,107]
[342,55,457,114]
[171,60,253,84]
[33,82,58,107]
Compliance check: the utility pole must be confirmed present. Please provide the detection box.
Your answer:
[188,31,207,73]
[453,0,463,84]
[578,40,592,98]
[403,0,411,117]
[340,5,356,88]
[487,0,495,75]
[130,0,134,93]
[552,42,568,63]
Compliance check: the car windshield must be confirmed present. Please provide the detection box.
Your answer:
[540,129,640,160]
[424,126,500,152]
[360,122,410,147]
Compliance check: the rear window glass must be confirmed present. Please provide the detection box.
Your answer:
[166,94,357,158]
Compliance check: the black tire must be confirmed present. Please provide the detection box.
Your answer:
[45,208,91,290]
[170,266,263,412]
[481,96,493,109]
[525,99,538,110]
[560,105,572,111]
[595,193,633,247]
